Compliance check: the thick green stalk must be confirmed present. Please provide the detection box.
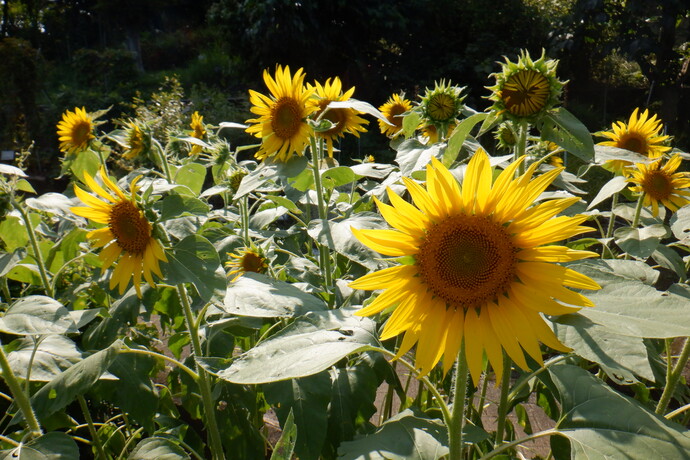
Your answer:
[176,284,225,460]
[0,339,42,438]
[631,192,645,229]
[605,192,619,239]
[656,337,690,415]
[449,343,469,460]
[12,198,52,298]
[240,195,250,245]
[154,140,173,184]
[494,353,512,448]
[514,120,528,177]
[308,136,334,305]
[78,395,107,460]
[1,277,11,304]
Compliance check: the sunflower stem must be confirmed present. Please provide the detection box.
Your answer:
[514,120,528,177]
[605,192,619,239]
[11,197,53,298]
[309,136,334,307]
[631,192,645,229]
[656,337,690,416]
[176,283,225,460]
[153,139,173,184]
[1,277,11,303]
[494,352,512,448]
[449,342,469,460]
[0,337,42,439]
[77,395,108,460]
[240,195,250,245]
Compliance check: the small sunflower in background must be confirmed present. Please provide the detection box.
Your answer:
[487,50,564,123]
[122,121,150,160]
[226,246,269,282]
[308,77,368,158]
[350,149,600,382]
[627,155,690,217]
[597,108,671,175]
[421,121,457,145]
[246,65,316,163]
[378,93,413,138]
[57,107,95,155]
[418,80,465,140]
[71,167,167,298]
[189,111,207,156]
[494,122,518,151]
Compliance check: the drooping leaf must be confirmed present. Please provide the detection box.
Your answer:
[173,162,206,195]
[166,235,226,303]
[550,364,690,459]
[155,195,210,221]
[0,296,77,336]
[222,272,327,318]
[445,112,489,165]
[265,372,331,460]
[7,335,84,381]
[614,224,668,259]
[0,248,26,277]
[128,437,190,460]
[395,139,442,176]
[25,193,77,218]
[587,176,628,210]
[217,309,379,384]
[270,409,297,460]
[540,108,595,162]
[0,432,79,460]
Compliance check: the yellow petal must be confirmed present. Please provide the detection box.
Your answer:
[349,265,418,291]
[351,227,419,256]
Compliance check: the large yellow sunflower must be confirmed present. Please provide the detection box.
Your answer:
[308,77,368,158]
[378,93,413,138]
[628,155,690,217]
[598,108,671,174]
[189,111,206,156]
[246,65,316,162]
[57,107,95,155]
[71,167,167,298]
[350,150,600,382]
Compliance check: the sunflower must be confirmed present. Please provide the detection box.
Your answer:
[307,77,369,158]
[350,150,600,382]
[597,108,671,175]
[419,80,465,138]
[627,155,690,217]
[226,247,269,282]
[122,122,149,160]
[57,107,95,155]
[71,167,167,298]
[246,65,316,163]
[421,121,457,145]
[189,111,207,156]
[378,93,413,138]
[487,50,564,122]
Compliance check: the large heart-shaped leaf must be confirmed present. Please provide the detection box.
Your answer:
[0,296,77,336]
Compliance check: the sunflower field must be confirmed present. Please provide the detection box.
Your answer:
[2,49,690,460]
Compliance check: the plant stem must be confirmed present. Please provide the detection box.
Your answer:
[514,120,528,177]
[631,192,645,229]
[656,337,690,416]
[308,136,334,306]
[11,198,53,298]
[240,195,250,245]
[605,192,619,239]
[494,352,512,448]
[120,347,199,381]
[0,339,42,438]
[77,395,107,460]
[449,343,469,460]
[176,284,225,460]
[1,277,11,303]
[478,428,561,460]
[154,140,173,184]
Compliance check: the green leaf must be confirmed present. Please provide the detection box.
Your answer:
[156,195,210,221]
[7,335,84,381]
[69,149,101,184]
[321,166,357,189]
[0,163,27,177]
[539,108,594,163]
[0,432,79,460]
[594,145,654,165]
[264,195,301,214]
[25,193,76,218]
[0,296,77,335]
[270,409,297,460]
[445,112,488,165]
[0,248,26,277]
[569,260,690,338]
[307,213,388,271]
[173,162,206,195]
[350,163,395,179]
[27,340,123,423]
[586,176,628,210]
[166,235,226,302]
[217,309,379,384]
[395,139,443,176]
[222,272,327,318]
[128,437,190,459]
[614,224,668,259]
[550,364,690,459]
[669,205,690,245]
[108,353,158,433]
[652,245,687,280]
[0,215,28,251]
[402,111,422,138]
[552,314,653,384]
[265,372,331,460]
[337,408,451,460]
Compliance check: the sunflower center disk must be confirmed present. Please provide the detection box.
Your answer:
[428,94,455,122]
[72,122,92,146]
[109,201,151,255]
[242,252,265,273]
[417,215,517,310]
[620,134,646,154]
[502,70,549,117]
[271,97,302,140]
[321,107,346,136]
[643,170,673,200]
